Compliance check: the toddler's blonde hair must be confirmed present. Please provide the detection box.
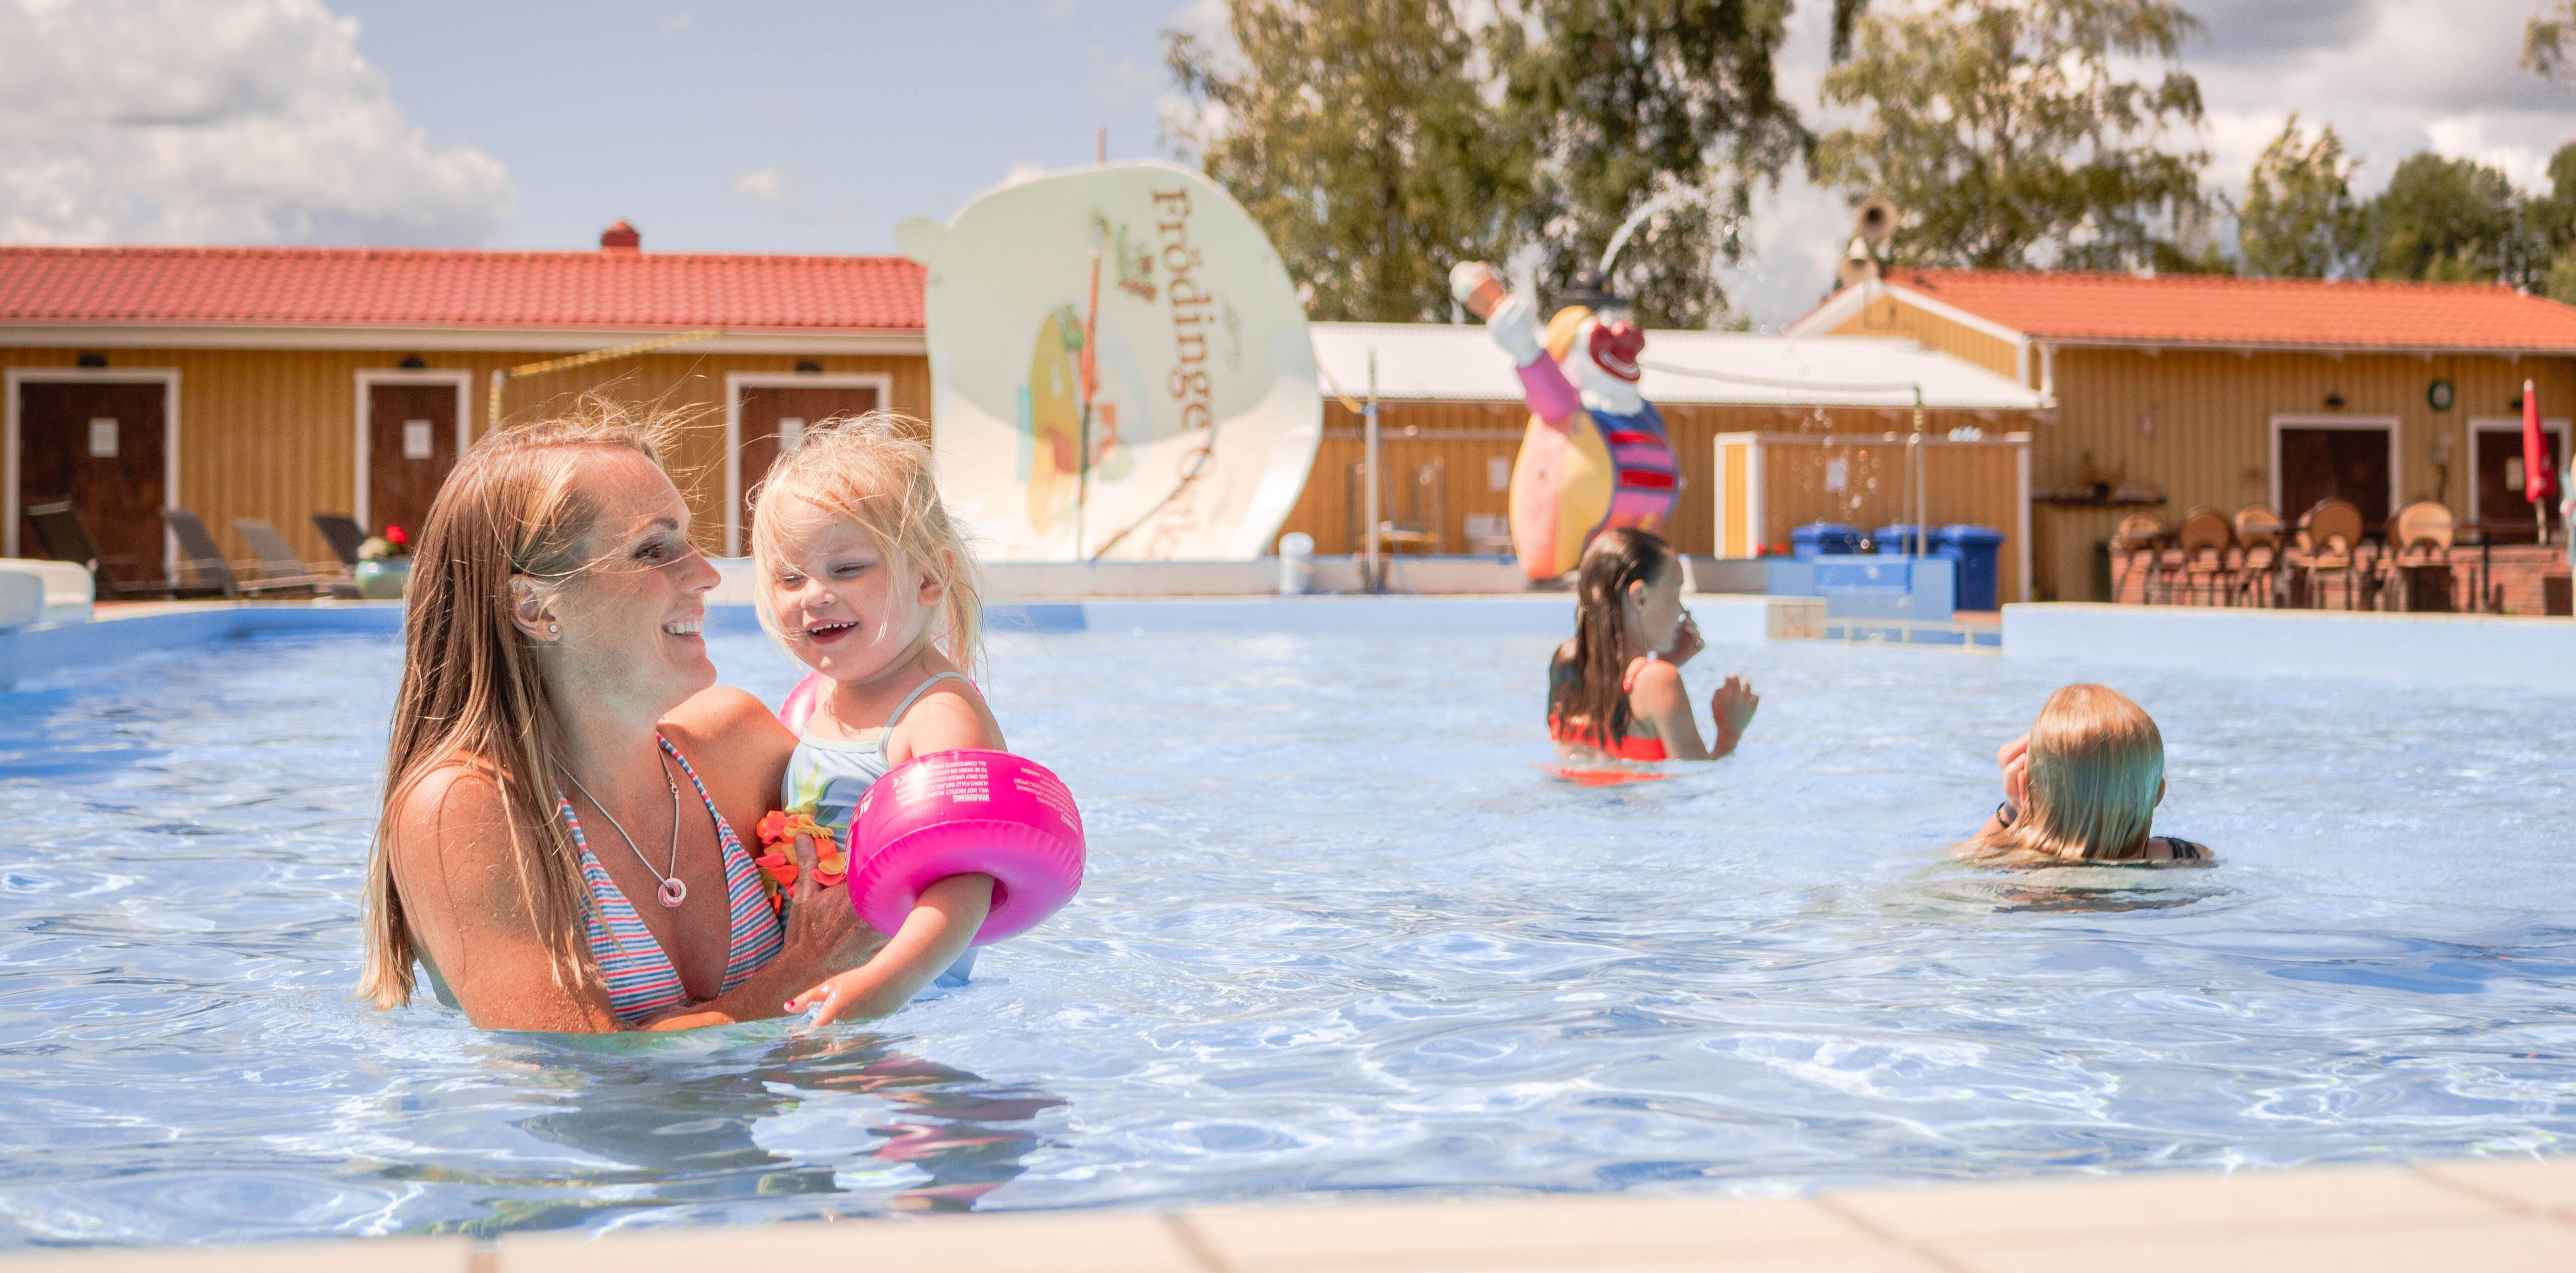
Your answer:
[1967,683,2165,863]
[748,412,984,676]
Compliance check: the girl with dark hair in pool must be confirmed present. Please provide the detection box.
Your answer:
[1548,527,1759,764]
[1956,684,2215,867]
[358,404,869,1031]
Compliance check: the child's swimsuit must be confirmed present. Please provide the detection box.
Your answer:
[558,735,788,1025]
[1547,657,1668,761]
[783,671,978,984]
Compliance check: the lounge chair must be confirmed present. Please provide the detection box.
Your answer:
[21,500,214,599]
[311,513,370,569]
[2232,505,2283,606]
[161,508,317,599]
[2172,507,2232,605]
[234,517,359,598]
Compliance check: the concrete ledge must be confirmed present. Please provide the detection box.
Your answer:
[2004,602,2576,686]
[16,1156,2576,1270]
[0,558,93,627]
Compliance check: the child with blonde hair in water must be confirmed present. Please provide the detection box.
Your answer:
[1548,527,1760,763]
[1957,684,2214,866]
[745,413,1009,1025]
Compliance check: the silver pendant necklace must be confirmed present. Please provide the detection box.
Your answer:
[559,752,687,909]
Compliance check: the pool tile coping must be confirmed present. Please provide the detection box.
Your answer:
[18,1155,2576,1272]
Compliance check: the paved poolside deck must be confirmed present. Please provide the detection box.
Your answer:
[21,1157,2576,1271]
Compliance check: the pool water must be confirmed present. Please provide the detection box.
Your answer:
[2,622,2574,1246]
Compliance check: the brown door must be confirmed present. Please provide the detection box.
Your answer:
[2278,426,2392,527]
[367,381,462,542]
[2474,427,2568,542]
[736,384,881,547]
[17,379,168,579]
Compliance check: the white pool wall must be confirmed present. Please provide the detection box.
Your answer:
[2004,602,2576,688]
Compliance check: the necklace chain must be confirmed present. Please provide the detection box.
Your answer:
[559,747,688,909]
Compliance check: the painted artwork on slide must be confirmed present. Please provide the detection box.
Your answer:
[904,161,1321,561]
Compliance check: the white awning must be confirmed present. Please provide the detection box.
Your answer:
[1309,321,2048,411]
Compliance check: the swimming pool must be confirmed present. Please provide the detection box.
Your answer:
[3,617,2573,1246]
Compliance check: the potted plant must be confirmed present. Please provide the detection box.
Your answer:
[353,524,412,599]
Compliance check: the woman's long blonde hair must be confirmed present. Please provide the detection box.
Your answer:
[747,412,985,676]
[358,406,674,1009]
[1964,684,2166,864]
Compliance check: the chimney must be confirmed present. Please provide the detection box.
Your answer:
[599,220,641,253]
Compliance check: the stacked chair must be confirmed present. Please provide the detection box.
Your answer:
[2232,506,2284,606]
[2111,515,2166,603]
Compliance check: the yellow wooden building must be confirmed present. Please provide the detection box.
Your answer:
[1789,269,2576,600]
[1,224,926,579]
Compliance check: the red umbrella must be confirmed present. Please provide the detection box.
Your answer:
[2525,379,2560,545]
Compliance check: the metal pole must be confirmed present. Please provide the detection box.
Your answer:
[1364,348,1382,593]
[1074,128,1106,562]
[1910,389,1927,557]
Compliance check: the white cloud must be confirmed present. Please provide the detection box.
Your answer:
[0,0,514,246]
[662,11,691,36]
[729,167,805,203]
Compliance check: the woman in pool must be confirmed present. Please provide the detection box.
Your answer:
[1957,683,2214,866]
[358,409,869,1032]
[1548,527,1759,763]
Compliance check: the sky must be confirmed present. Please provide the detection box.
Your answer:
[3,0,2574,330]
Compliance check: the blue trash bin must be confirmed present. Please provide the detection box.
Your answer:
[1936,524,2005,610]
[1791,522,1861,558]
[1872,523,1932,555]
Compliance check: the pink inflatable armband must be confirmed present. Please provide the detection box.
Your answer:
[778,672,829,735]
[847,750,1085,944]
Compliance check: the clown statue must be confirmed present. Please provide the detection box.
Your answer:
[1450,262,1681,581]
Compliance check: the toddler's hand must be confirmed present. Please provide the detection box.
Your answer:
[787,968,868,1029]
[1710,674,1759,742]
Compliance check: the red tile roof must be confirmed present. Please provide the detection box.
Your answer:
[1854,268,2576,353]
[0,245,924,332]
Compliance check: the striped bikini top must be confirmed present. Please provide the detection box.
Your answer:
[556,736,787,1025]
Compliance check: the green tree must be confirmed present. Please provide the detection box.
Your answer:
[2523,142,2576,301]
[2365,152,2529,283]
[2527,1,2576,79]
[1166,0,1531,322]
[1482,0,1808,328]
[1812,0,2209,271]
[2235,115,2364,278]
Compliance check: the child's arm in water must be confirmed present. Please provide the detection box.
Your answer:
[1626,652,1760,760]
[787,671,1005,1027]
